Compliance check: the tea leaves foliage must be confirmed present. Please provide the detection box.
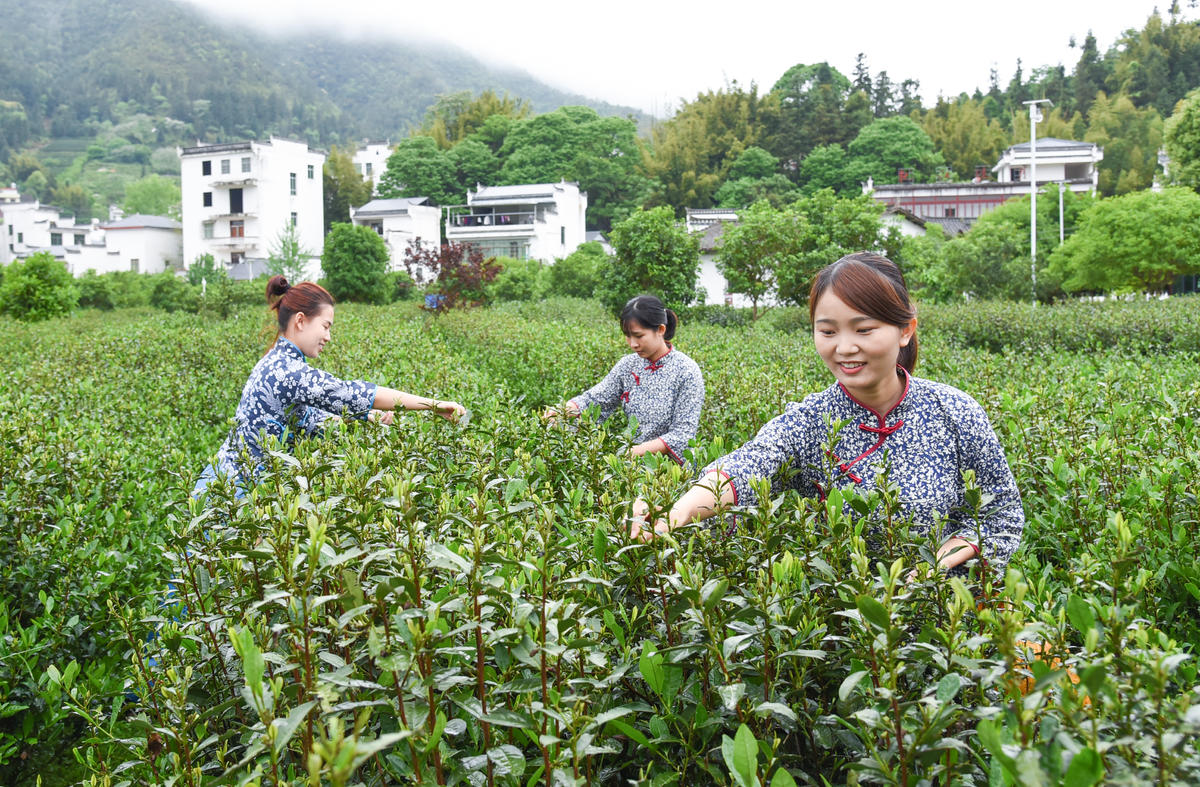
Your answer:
[2,297,1199,785]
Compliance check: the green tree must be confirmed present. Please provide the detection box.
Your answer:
[845,117,945,185]
[447,138,500,195]
[1072,32,1110,116]
[487,257,545,301]
[51,183,92,220]
[1084,92,1163,195]
[797,143,858,195]
[377,136,457,206]
[715,200,805,316]
[642,83,780,211]
[1049,187,1200,293]
[921,97,1009,180]
[1164,87,1200,190]
[22,170,49,201]
[768,63,872,166]
[713,147,798,208]
[419,89,531,149]
[0,251,79,321]
[774,189,892,304]
[122,174,181,217]
[496,107,648,230]
[321,223,390,303]
[547,241,607,298]
[268,221,316,283]
[323,144,374,233]
[186,253,225,286]
[600,206,699,312]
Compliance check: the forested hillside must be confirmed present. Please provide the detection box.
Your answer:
[0,0,639,158]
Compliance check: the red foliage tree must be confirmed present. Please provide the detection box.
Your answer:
[403,239,501,308]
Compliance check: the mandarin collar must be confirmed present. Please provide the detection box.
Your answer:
[275,336,308,361]
[836,365,911,423]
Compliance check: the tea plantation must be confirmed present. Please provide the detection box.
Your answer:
[2,297,1199,786]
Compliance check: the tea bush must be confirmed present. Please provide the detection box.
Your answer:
[1,297,1199,785]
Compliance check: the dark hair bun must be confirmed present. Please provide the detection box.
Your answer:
[664,309,678,342]
[266,275,291,307]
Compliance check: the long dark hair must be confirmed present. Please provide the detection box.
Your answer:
[620,294,677,341]
[266,275,334,336]
[809,252,918,373]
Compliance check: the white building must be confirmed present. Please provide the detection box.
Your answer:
[685,208,756,307]
[350,197,440,271]
[353,142,391,194]
[868,137,1103,223]
[64,215,183,274]
[178,137,325,277]
[444,182,587,262]
[1,182,182,275]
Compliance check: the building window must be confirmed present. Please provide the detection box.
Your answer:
[202,160,211,175]
[231,252,244,264]
[371,222,383,235]
[202,221,214,239]
[1011,168,1023,183]
[307,164,314,179]
[130,259,139,273]
[220,159,230,175]
[290,212,297,226]
[51,232,62,245]
[230,220,244,238]
[290,173,297,195]
[74,233,84,245]
[944,208,956,218]
[203,192,213,207]
[560,227,565,245]
[17,232,22,243]
[365,162,373,177]
[241,157,251,173]
[7,225,11,236]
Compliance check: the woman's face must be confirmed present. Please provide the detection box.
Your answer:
[812,291,914,406]
[289,304,334,358]
[624,320,668,360]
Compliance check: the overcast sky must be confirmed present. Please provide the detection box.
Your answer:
[180,0,1186,116]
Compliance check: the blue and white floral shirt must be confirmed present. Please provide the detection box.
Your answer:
[570,347,705,464]
[705,369,1024,569]
[213,337,377,479]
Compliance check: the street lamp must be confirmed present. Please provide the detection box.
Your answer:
[1024,99,1052,304]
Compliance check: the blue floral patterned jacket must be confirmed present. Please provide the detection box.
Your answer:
[570,347,705,464]
[212,337,377,479]
[705,369,1024,569]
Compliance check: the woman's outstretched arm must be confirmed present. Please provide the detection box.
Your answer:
[373,387,466,422]
[630,471,737,540]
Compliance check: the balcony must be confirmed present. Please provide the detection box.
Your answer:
[208,236,260,250]
[210,177,258,188]
[446,210,536,229]
[212,211,257,221]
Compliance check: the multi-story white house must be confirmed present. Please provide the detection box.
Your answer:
[444,182,587,262]
[685,208,752,307]
[353,142,391,194]
[178,137,325,277]
[868,137,1103,222]
[349,197,440,270]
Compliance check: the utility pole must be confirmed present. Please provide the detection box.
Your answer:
[1024,99,1052,304]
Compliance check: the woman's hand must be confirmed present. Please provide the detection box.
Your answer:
[371,409,395,426]
[543,402,581,421]
[906,538,981,583]
[629,498,670,542]
[431,400,466,423]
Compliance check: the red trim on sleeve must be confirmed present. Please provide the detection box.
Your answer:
[660,438,683,465]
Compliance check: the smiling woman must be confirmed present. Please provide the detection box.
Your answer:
[636,253,1024,576]
[191,275,467,498]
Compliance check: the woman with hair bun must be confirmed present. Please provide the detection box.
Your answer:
[192,275,466,497]
[634,253,1024,576]
[548,294,704,464]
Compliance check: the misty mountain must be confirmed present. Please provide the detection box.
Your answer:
[0,0,642,151]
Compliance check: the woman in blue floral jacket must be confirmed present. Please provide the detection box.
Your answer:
[550,295,705,465]
[193,276,465,497]
[634,254,1024,574]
